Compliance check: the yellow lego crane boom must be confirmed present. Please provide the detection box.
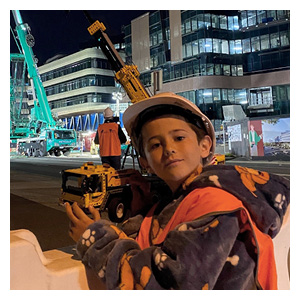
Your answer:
[84,11,150,103]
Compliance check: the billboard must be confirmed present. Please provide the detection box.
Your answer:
[248,118,290,157]
[227,124,242,142]
[248,120,264,156]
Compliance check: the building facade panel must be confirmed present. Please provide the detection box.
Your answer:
[169,10,182,62]
[131,13,151,71]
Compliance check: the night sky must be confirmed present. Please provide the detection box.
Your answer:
[10,10,152,66]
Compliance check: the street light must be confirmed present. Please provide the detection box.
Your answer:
[112,92,122,117]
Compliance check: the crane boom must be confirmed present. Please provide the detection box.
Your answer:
[84,11,151,103]
[12,10,56,127]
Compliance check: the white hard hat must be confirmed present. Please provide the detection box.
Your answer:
[103,107,114,119]
[123,92,216,160]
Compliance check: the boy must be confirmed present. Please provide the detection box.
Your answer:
[65,92,289,290]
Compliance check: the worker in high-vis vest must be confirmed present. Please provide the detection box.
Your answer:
[94,107,127,169]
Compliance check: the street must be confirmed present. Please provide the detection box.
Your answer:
[10,154,290,251]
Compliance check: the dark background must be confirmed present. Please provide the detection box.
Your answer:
[10,10,152,65]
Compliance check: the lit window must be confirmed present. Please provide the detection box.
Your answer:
[251,36,260,52]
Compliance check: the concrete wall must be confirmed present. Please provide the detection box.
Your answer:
[10,229,90,290]
[226,119,251,158]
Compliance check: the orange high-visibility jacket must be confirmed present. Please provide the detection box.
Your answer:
[76,165,289,290]
[97,122,121,157]
[136,187,277,289]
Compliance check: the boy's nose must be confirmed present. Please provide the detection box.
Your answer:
[164,144,176,156]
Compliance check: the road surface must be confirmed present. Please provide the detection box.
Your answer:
[10,154,290,250]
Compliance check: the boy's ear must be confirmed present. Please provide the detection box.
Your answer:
[139,157,155,174]
[199,135,212,158]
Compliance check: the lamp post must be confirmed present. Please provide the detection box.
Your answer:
[222,120,226,155]
[112,92,122,117]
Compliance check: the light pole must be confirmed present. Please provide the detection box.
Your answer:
[112,92,122,117]
[222,120,226,155]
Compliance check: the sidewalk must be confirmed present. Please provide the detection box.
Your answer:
[226,156,290,164]
[215,145,290,163]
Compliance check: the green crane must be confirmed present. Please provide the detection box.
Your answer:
[11,10,77,157]
[10,53,30,138]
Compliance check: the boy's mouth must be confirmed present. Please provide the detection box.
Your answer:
[165,159,183,168]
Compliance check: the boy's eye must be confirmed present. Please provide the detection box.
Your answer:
[151,143,161,149]
[148,142,160,151]
[175,136,185,141]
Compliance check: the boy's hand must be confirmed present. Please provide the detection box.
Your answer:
[65,202,100,242]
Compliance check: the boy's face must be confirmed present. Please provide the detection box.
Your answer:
[139,116,212,192]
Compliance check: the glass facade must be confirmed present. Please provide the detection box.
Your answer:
[40,56,116,109]
[124,10,290,124]
[128,11,289,83]
[240,10,289,28]
[140,60,244,85]
[49,93,113,110]
[124,10,289,73]
[148,11,170,68]
[45,75,115,97]
[40,58,112,82]
[177,84,290,119]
